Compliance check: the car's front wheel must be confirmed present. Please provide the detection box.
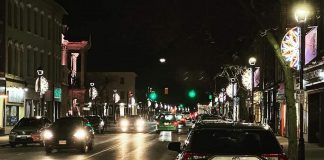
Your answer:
[80,143,89,153]
[9,142,16,148]
[45,147,52,154]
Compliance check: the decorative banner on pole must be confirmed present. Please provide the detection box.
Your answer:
[305,26,317,65]
[281,27,301,70]
[35,77,49,95]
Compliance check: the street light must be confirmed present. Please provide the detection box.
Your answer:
[249,57,256,123]
[295,5,309,160]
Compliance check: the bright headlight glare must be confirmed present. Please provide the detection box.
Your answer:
[73,129,87,139]
[43,130,53,139]
[120,119,129,127]
[136,119,145,127]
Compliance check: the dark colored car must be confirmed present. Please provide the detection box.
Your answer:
[85,115,105,134]
[9,116,51,147]
[43,117,95,154]
[119,115,146,132]
[156,113,178,133]
[168,122,287,160]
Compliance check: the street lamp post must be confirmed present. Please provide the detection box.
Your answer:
[295,6,309,160]
[37,67,44,116]
[90,82,95,115]
[249,57,256,123]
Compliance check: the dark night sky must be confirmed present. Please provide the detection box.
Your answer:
[54,0,272,105]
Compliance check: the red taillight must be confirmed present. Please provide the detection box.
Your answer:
[173,121,178,126]
[182,152,208,160]
[261,154,288,160]
[181,118,186,122]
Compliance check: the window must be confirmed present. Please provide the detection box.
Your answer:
[120,77,125,84]
[120,91,125,100]
[14,45,18,75]
[8,44,13,74]
[27,7,31,31]
[14,4,18,28]
[27,48,33,76]
[20,6,24,31]
[19,47,24,77]
[47,18,51,40]
[8,0,12,26]
[40,14,44,37]
[34,10,38,34]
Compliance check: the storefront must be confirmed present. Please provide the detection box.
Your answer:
[304,64,324,146]
[5,82,26,133]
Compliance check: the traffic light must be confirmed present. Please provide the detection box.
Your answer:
[148,91,157,101]
[208,94,212,100]
[188,89,197,99]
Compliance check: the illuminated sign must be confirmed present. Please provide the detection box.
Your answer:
[281,27,300,70]
[54,88,62,102]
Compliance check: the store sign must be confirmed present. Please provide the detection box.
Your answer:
[54,88,62,102]
[304,69,322,81]
[7,87,24,103]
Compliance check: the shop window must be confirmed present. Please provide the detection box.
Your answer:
[6,105,19,126]
[120,77,125,84]
[120,91,125,100]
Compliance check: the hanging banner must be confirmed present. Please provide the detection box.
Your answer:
[305,26,318,65]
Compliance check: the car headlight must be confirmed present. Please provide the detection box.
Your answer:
[120,119,129,127]
[73,129,87,139]
[136,119,145,127]
[43,130,53,140]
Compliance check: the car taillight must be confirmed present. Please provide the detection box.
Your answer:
[182,152,208,160]
[261,154,288,160]
[173,121,178,126]
[181,118,186,122]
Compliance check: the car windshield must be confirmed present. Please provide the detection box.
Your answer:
[52,118,82,128]
[15,118,42,127]
[188,129,282,155]
[160,114,176,121]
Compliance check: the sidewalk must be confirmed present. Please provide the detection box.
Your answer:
[276,136,324,160]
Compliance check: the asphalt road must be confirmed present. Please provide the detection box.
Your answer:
[0,123,189,160]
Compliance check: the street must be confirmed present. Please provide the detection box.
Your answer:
[0,123,187,160]
[1,121,324,160]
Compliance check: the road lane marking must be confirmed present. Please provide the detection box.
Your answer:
[84,143,121,159]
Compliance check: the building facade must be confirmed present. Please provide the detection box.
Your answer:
[0,0,67,134]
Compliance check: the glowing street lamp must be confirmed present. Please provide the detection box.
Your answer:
[159,58,166,63]
[249,57,256,122]
[295,4,310,160]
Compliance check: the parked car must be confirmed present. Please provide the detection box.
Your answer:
[85,115,105,134]
[119,115,146,132]
[156,113,178,133]
[43,117,95,154]
[168,122,287,160]
[9,116,51,147]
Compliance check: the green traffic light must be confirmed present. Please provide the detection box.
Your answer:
[188,89,197,98]
[149,91,157,101]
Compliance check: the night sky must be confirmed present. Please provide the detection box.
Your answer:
[55,0,274,105]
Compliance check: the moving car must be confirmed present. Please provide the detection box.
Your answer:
[9,116,51,147]
[85,115,105,134]
[156,113,178,133]
[168,122,287,160]
[175,114,186,127]
[119,115,146,132]
[43,117,95,153]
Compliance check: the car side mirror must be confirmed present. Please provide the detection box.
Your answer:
[168,142,181,153]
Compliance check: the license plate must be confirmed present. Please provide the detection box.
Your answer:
[59,140,66,145]
[164,122,170,125]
